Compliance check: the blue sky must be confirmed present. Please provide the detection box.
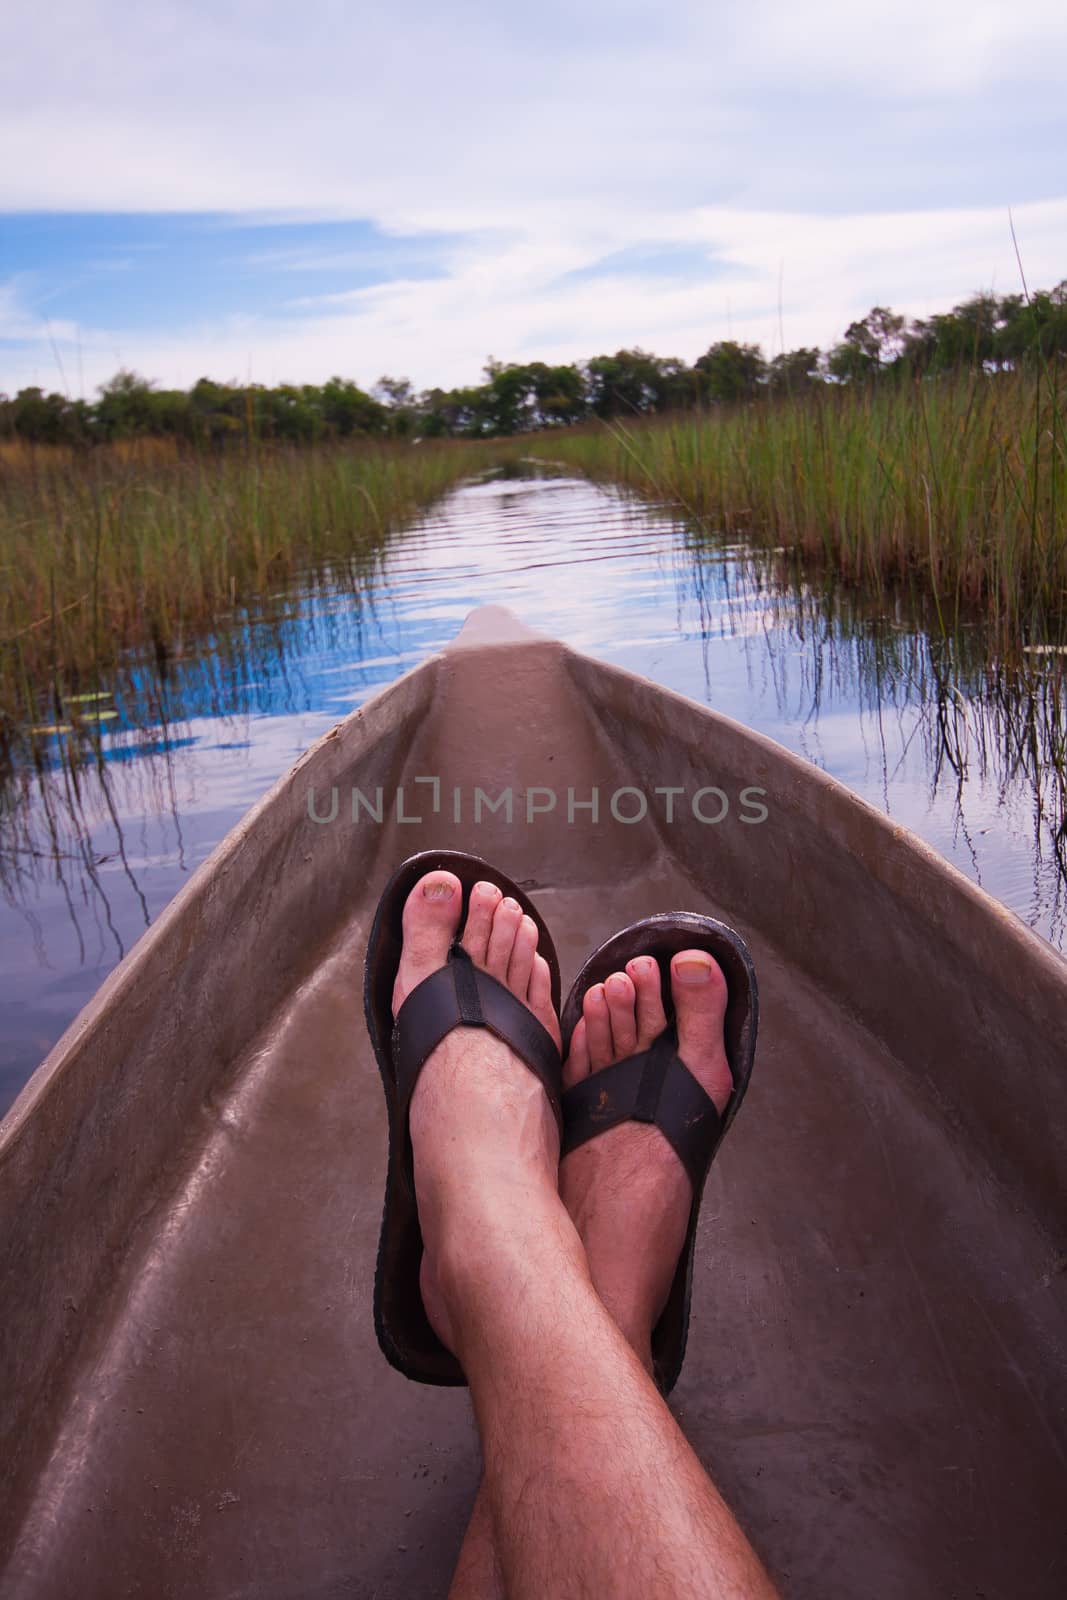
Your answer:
[2,0,1065,396]
[0,214,457,342]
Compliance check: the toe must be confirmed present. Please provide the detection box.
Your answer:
[507,913,539,998]
[529,952,562,1050]
[529,952,553,1016]
[583,983,614,1069]
[604,972,638,1058]
[563,1015,590,1088]
[461,880,502,964]
[627,956,668,1049]
[486,895,523,981]
[670,950,733,1115]
[393,871,463,1015]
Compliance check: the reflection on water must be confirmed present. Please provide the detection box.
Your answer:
[1,471,1064,1112]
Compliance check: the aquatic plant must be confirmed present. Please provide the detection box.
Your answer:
[525,364,1067,652]
[0,437,496,760]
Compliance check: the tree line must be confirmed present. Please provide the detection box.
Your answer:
[2,282,1064,447]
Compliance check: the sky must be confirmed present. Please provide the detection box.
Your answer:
[2,0,1065,398]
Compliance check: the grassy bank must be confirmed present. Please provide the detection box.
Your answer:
[525,366,1067,648]
[0,437,495,750]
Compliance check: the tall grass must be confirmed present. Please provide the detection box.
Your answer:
[0,437,495,751]
[532,367,1067,883]
[526,366,1067,649]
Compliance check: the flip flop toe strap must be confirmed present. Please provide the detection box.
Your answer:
[560,1032,724,1190]
[393,944,563,1146]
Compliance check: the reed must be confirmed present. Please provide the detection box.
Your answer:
[525,365,1067,650]
[0,438,494,752]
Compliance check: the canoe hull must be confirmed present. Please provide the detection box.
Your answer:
[2,606,1064,1598]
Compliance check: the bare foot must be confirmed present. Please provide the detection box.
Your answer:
[559,951,733,1370]
[391,870,565,1354]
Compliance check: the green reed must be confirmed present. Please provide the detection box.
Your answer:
[0,437,495,752]
[525,365,1067,651]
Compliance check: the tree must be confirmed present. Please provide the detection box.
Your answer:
[416,385,487,438]
[899,295,1001,375]
[526,362,588,427]
[995,282,1067,366]
[5,275,1064,453]
[935,295,998,370]
[481,359,535,435]
[373,376,418,436]
[650,358,702,412]
[8,386,91,445]
[320,377,387,438]
[694,341,765,403]
[95,370,160,438]
[866,307,907,363]
[767,348,822,395]
[584,349,679,418]
[373,375,414,409]
[187,377,244,445]
[827,307,904,383]
[897,319,939,376]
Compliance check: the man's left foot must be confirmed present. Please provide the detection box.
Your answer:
[559,952,733,1370]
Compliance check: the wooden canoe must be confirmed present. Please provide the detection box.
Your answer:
[1,605,1064,1599]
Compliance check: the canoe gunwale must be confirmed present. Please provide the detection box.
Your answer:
[0,648,441,1563]
[560,640,1067,1232]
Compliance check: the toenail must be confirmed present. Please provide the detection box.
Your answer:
[422,878,455,901]
[675,957,712,983]
[607,974,629,996]
[502,897,520,911]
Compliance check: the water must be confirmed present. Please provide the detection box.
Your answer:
[2,470,1064,1114]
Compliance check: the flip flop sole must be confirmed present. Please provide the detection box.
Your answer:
[560,912,758,1395]
[364,850,562,1385]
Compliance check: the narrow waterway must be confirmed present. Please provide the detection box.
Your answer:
[2,469,1064,1113]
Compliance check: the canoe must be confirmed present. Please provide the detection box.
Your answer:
[1,604,1064,1600]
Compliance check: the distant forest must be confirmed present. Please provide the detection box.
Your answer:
[3,282,1065,446]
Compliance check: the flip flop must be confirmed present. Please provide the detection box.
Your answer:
[364,849,564,1385]
[560,912,759,1396]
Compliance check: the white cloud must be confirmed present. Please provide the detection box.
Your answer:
[4,196,1062,396]
[2,2,1064,215]
[721,0,1067,96]
[2,2,1064,392]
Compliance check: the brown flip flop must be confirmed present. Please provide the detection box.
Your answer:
[364,850,563,1385]
[560,912,758,1396]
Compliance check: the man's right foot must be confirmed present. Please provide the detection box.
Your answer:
[559,952,733,1370]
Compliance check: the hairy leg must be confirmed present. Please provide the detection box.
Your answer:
[447,1482,501,1600]
[441,1182,775,1600]
[393,874,775,1600]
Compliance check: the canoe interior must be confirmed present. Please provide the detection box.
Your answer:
[1,606,1065,1599]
